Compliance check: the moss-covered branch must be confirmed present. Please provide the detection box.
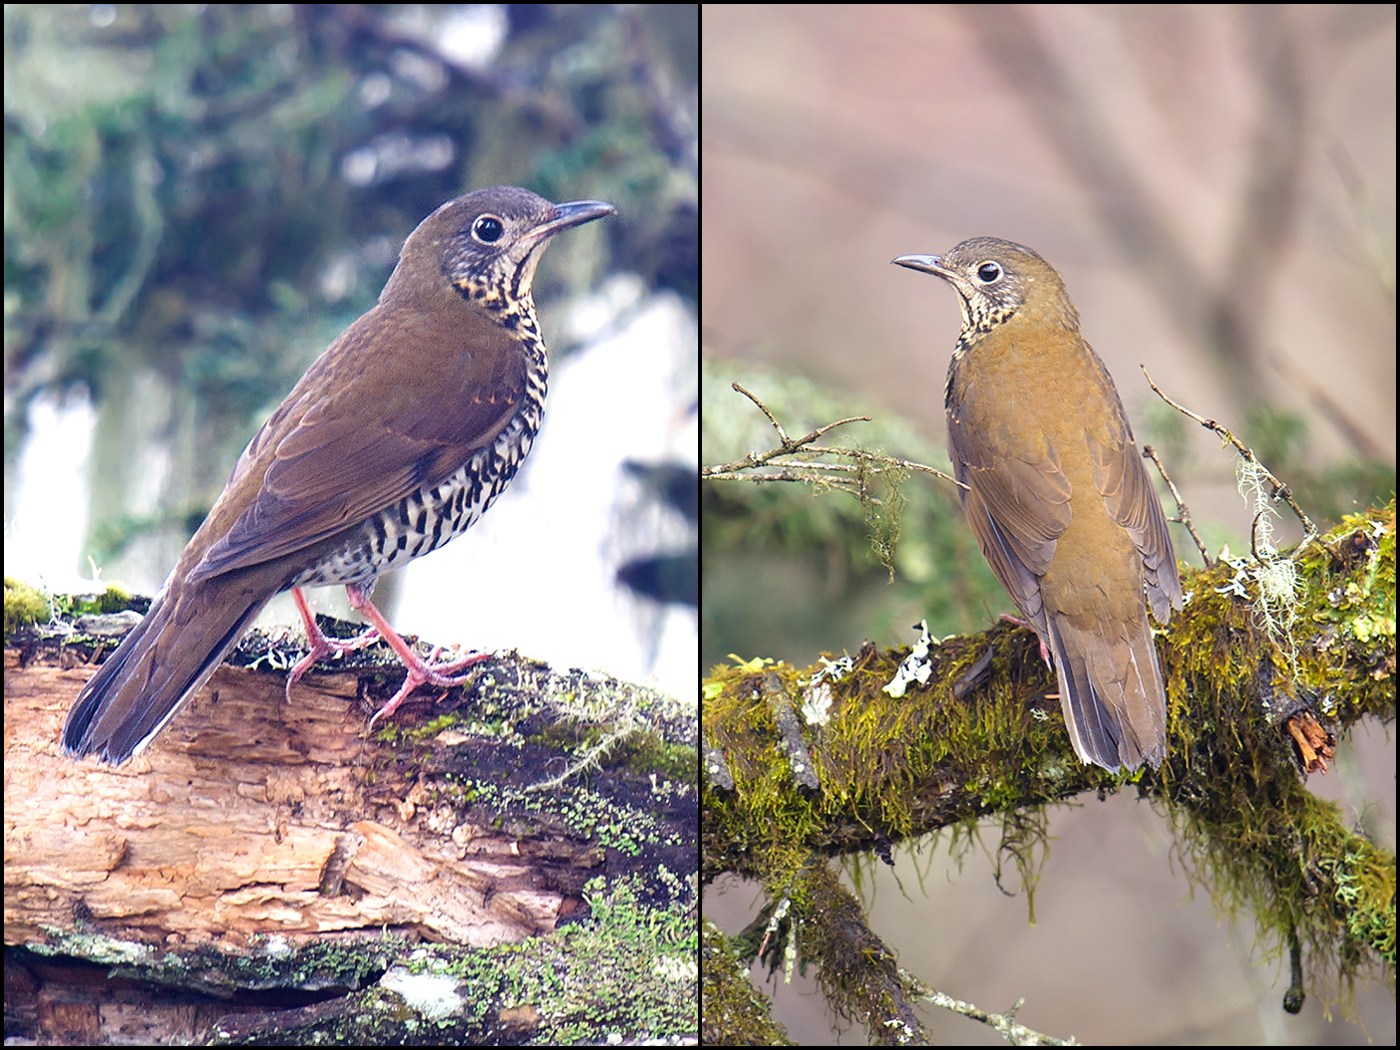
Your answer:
[703,503,1395,1035]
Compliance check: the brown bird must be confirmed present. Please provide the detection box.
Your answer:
[63,186,616,764]
[893,238,1181,771]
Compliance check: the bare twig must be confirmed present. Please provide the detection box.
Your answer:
[901,972,1078,1046]
[701,382,964,494]
[1142,444,1211,568]
[1142,367,1318,561]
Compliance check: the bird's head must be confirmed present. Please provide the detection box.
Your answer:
[893,237,1080,339]
[389,186,615,315]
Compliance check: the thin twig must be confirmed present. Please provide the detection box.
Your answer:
[1142,444,1211,568]
[741,380,872,449]
[702,382,965,490]
[901,971,1078,1046]
[1142,366,1318,561]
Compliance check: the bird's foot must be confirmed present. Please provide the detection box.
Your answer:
[365,645,493,731]
[998,612,1052,667]
[339,584,492,730]
[287,585,492,729]
[286,587,384,700]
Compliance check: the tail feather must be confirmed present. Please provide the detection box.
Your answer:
[1045,611,1167,772]
[63,575,274,764]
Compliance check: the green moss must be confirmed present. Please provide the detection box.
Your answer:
[701,920,795,1045]
[4,578,51,634]
[4,578,141,640]
[703,501,1396,1014]
[73,584,135,615]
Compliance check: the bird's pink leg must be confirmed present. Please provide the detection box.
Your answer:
[285,587,382,700]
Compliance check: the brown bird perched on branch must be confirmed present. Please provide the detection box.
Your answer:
[64,186,616,765]
[893,238,1181,771]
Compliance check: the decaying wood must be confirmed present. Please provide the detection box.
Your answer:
[5,614,698,1044]
[10,655,592,945]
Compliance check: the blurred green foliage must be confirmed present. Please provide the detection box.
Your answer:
[701,356,1010,673]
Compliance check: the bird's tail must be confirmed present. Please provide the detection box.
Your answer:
[1046,612,1168,772]
[63,572,275,765]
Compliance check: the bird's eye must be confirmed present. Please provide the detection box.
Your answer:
[975,262,1002,283]
[472,215,506,243]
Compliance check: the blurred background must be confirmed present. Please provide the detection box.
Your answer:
[5,5,698,705]
[701,5,1393,1044]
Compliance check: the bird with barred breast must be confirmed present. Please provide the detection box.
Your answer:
[63,186,616,765]
[893,238,1182,771]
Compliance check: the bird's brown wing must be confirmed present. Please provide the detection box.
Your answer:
[947,398,1072,633]
[1045,345,1177,768]
[1080,342,1183,623]
[188,303,527,582]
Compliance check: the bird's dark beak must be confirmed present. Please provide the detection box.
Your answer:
[533,199,617,242]
[892,254,946,276]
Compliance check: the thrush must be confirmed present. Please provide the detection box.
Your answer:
[893,238,1182,771]
[63,186,616,764]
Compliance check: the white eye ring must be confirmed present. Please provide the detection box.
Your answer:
[975,261,1003,284]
